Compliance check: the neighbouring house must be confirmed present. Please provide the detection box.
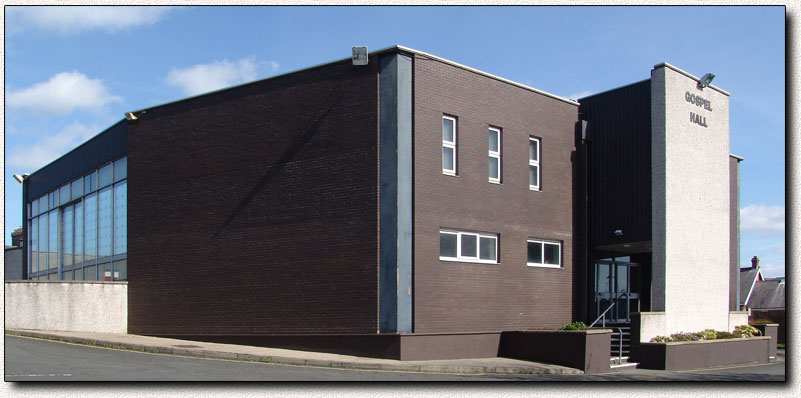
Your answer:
[741,256,785,344]
[4,228,24,281]
[12,45,745,360]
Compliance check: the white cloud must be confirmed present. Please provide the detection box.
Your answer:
[7,123,102,171]
[741,204,785,236]
[564,90,595,100]
[8,71,122,116]
[6,6,175,35]
[758,263,785,278]
[165,58,276,96]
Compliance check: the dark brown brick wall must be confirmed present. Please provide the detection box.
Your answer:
[412,55,578,333]
[127,58,380,335]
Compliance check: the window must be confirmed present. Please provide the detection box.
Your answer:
[38,216,47,271]
[48,210,58,270]
[71,178,83,201]
[440,229,498,263]
[529,137,540,190]
[114,157,127,182]
[30,219,38,274]
[98,187,113,258]
[84,171,96,194]
[48,191,57,210]
[442,115,457,175]
[113,181,127,255]
[74,201,83,265]
[527,239,561,268]
[62,205,74,267]
[59,184,70,206]
[84,193,97,261]
[98,163,113,188]
[489,127,501,183]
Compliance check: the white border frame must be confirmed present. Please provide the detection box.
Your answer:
[488,127,501,183]
[439,229,498,264]
[442,115,457,176]
[526,238,561,268]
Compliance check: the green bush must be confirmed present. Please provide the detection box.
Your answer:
[698,329,718,340]
[559,321,588,331]
[715,331,737,339]
[733,325,759,337]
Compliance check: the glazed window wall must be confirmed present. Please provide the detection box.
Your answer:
[27,157,127,281]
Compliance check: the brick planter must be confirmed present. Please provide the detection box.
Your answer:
[499,329,612,373]
[632,337,770,370]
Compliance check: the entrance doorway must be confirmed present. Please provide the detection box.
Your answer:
[594,258,640,324]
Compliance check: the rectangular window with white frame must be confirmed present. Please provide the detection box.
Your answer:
[488,127,501,183]
[527,238,561,268]
[529,137,540,190]
[440,229,498,264]
[442,115,457,175]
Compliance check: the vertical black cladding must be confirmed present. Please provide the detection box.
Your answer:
[578,80,652,250]
[25,120,127,201]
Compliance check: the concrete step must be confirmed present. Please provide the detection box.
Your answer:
[610,356,638,369]
[611,361,639,369]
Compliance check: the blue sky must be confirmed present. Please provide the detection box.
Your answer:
[4,5,786,277]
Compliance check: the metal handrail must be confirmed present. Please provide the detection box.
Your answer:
[589,301,616,328]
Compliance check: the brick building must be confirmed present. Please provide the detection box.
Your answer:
[17,46,743,360]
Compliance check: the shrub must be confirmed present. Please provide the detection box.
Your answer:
[698,329,717,340]
[733,325,759,337]
[559,321,588,331]
[649,326,759,343]
[715,331,737,339]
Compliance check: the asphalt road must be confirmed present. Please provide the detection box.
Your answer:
[4,335,786,382]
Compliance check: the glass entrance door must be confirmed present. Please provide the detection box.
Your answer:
[594,259,640,323]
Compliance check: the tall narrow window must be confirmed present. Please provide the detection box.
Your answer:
[488,127,501,183]
[48,210,58,270]
[30,218,38,274]
[442,115,457,175]
[62,205,74,267]
[114,181,127,255]
[98,187,113,258]
[529,137,541,190]
[38,215,47,271]
[74,201,83,265]
[84,193,97,262]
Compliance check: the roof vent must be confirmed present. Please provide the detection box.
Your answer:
[352,46,368,66]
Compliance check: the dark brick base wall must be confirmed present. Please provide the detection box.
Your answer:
[633,338,770,371]
[128,58,381,335]
[499,330,611,373]
[161,332,501,361]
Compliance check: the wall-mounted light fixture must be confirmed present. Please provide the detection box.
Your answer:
[697,72,715,89]
[13,173,30,183]
[352,46,368,66]
[124,112,138,121]
[614,229,623,236]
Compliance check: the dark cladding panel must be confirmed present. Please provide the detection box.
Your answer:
[26,121,127,201]
[579,80,651,249]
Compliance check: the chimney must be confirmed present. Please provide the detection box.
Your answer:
[751,256,760,269]
[11,228,23,247]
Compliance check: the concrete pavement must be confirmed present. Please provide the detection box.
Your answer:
[5,329,582,375]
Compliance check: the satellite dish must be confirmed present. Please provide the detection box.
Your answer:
[352,46,368,66]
